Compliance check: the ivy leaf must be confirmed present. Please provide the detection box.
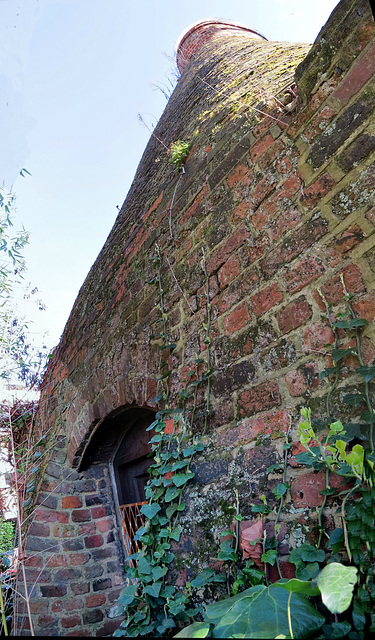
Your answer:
[171,460,189,471]
[261,549,277,565]
[276,578,320,597]
[140,503,161,520]
[172,472,195,487]
[272,483,288,499]
[327,528,344,554]
[191,568,216,588]
[332,348,356,363]
[143,582,162,598]
[118,584,138,606]
[164,486,181,502]
[136,556,153,576]
[342,393,366,407]
[320,367,337,379]
[169,528,182,542]
[150,393,164,405]
[152,565,168,581]
[356,365,375,382]
[299,544,325,563]
[316,563,358,614]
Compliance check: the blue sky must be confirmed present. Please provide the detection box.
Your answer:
[1,0,339,353]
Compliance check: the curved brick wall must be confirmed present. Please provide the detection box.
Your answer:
[176,19,266,74]
[15,0,375,635]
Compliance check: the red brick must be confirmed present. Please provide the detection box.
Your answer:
[47,554,68,568]
[218,254,241,287]
[244,233,270,263]
[84,534,103,548]
[252,173,301,231]
[252,172,277,207]
[27,521,48,537]
[352,293,375,322]
[62,496,82,509]
[285,363,320,397]
[227,162,248,188]
[216,410,290,447]
[34,509,69,523]
[92,506,106,519]
[143,190,163,222]
[86,593,106,608]
[284,256,325,294]
[61,615,81,629]
[96,518,113,533]
[38,615,55,627]
[72,509,92,522]
[291,471,349,508]
[232,200,250,223]
[69,552,90,566]
[316,264,365,306]
[222,302,251,335]
[277,298,312,334]
[270,207,302,241]
[302,322,335,353]
[250,283,283,317]
[206,224,249,274]
[52,600,63,613]
[65,598,84,611]
[334,225,364,254]
[239,381,281,417]
[300,173,335,209]
[250,134,274,163]
[333,41,375,105]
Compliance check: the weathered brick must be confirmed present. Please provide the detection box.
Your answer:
[316,264,365,306]
[62,496,82,509]
[250,283,283,317]
[216,409,290,447]
[206,224,249,274]
[250,134,274,163]
[227,162,248,188]
[284,256,325,293]
[269,207,302,241]
[64,598,84,611]
[222,302,251,335]
[277,297,312,334]
[84,534,103,548]
[285,363,320,396]
[302,322,335,353]
[72,509,92,522]
[218,254,241,288]
[61,615,82,629]
[239,381,281,417]
[339,134,375,172]
[352,293,375,322]
[93,577,112,591]
[40,585,67,598]
[260,215,329,278]
[300,173,335,209]
[28,522,50,537]
[334,225,365,254]
[69,552,90,566]
[86,593,106,608]
[333,41,375,105]
[70,582,90,596]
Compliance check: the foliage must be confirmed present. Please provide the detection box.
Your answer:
[169,140,191,171]
[0,182,48,388]
[114,247,213,637]
[0,521,15,556]
[114,269,375,639]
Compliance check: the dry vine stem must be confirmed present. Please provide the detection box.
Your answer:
[7,405,35,636]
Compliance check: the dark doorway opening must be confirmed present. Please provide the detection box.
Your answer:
[78,406,156,561]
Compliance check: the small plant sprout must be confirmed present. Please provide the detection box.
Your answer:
[169,140,191,171]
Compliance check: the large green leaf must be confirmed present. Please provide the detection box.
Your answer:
[140,503,161,519]
[210,586,324,638]
[316,563,358,613]
[275,578,320,597]
[118,584,138,606]
[174,622,212,637]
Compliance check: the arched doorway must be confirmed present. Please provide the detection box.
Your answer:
[79,406,156,562]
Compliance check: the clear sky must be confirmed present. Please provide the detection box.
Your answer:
[1,0,339,355]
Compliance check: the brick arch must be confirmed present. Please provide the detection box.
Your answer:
[78,405,156,472]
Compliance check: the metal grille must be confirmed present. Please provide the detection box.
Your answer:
[119,501,146,565]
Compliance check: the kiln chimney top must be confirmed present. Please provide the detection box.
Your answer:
[176,19,267,74]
